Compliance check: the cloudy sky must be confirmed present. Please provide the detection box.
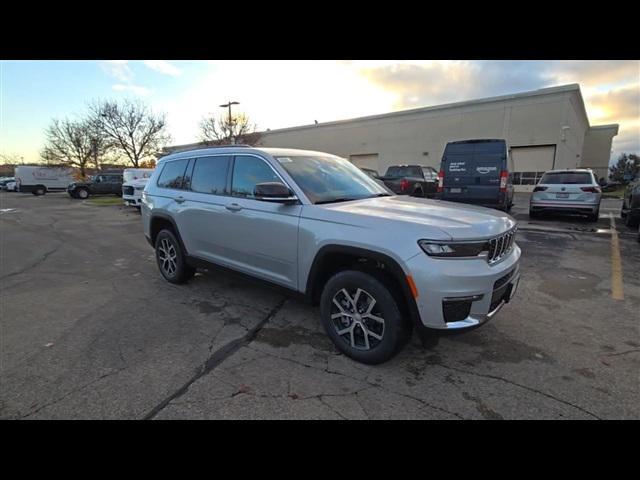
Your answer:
[1,60,638,164]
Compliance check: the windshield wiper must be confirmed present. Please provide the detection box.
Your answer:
[315,197,362,205]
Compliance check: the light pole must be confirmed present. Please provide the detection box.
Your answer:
[219,101,239,144]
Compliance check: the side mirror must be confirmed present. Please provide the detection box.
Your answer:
[254,182,298,203]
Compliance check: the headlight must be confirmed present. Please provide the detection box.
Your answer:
[418,240,488,258]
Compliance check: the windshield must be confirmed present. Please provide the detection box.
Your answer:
[540,172,592,184]
[276,155,390,204]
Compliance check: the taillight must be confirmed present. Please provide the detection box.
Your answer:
[581,186,601,193]
[400,179,410,191]
[533,186,547,192]
[499,171,508,192]
[437,170,444,193]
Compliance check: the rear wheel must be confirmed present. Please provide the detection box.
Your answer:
[155,229,195,284]
[413,188,424,198]
[32,185,46,196]
[624,203,639,228]
[587,208,600,222]
[76,188,89,199]
[319,270,410,364]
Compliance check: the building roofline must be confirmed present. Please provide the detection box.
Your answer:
[257,84,583,135]
[589,124,619,132]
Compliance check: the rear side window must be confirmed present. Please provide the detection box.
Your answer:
[231,155,280,199]
[157,159,189,189]
[540,172,593,184]
[190,156,231,195]
[422,168,437,181]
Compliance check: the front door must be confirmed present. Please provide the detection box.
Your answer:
[216,154,301,289]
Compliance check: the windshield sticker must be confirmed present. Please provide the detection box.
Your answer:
[277,157,292,163]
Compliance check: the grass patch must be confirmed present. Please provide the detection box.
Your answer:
[602,185,626,199]
[87,196,123,206]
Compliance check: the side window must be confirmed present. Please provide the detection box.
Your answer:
[157,159,189,189]
[231,155,280,199]
[190,156,231,195]
[422,168,436,181]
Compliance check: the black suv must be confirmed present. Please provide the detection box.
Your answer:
[68,174,123,199]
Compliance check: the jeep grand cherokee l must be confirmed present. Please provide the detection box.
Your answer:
[141,147,521,364]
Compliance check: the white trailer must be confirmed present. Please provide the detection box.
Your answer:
[15,166,76,195]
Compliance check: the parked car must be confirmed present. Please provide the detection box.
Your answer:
[601,180,622,192]
[14,166,75,195]
[5,180,17,192]
[123,177,150,209]
[530,169,602,222]
[437,139,514,211]
[141,146,521,364]
[68,173,123,199]
[621,179,640,228]
[0,177,15,190]
[122,168,154,208]
[380,165,439,197]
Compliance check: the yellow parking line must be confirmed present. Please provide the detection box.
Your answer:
[609,214,624,300]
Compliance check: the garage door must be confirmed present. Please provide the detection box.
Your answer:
[349,154,380,175]
[510,145,556,192]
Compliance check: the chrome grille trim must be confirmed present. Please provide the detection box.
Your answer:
[487,227,517,264]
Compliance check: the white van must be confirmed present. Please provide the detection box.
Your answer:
[15,166,76,195]
[122,168,154,208]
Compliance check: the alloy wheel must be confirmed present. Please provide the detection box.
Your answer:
[157,238,178,277]
[330,287,385,350]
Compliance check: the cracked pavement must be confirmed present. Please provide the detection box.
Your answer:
[1,191,638,419]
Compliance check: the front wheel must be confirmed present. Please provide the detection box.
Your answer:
[76,188,89,199]
[33,186,46,196]
[319,270,410,364]
[155,229,195,284]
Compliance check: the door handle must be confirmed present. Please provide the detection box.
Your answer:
[225,203,242,212]
[174,196,185,204]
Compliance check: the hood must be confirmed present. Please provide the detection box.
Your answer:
[312,195,516,240]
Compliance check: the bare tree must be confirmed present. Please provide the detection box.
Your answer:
[0,152,24,165]
[41,118,107,178]
[198,112,262,146]
[90,99,171,167]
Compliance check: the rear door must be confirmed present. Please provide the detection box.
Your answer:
[441,141,504,204]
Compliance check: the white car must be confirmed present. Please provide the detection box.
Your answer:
[529,169,602,222]
[122,177,149,208]
[5,180,17,192]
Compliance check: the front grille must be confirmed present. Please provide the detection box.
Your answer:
[122,186,134,196]
[487,227,517,264]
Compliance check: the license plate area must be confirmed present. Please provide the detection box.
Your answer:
[556,193,569,198]
[450,188,462,193]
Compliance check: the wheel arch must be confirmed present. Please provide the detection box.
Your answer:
[149,213,189,255]
[305,244,421,328]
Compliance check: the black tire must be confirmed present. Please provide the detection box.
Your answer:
[33,186,46,196]
[154,229,195,284]
[529,209,540,219]
[413,188,424,198]
[587,208,600,223]
[319,270,410,364]
[624,209,639,228]
[76,188,89,199]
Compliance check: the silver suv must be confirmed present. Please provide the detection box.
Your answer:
[141,146,521,364]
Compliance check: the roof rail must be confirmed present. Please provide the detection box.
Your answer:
[198,144,252,148]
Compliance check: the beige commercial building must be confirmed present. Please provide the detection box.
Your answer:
[166,84,618,192]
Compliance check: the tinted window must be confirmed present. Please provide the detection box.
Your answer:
[540,172,593,185]
[190,156,230,195]
[157,159,189,189]
[231,156,280,199]
[385,166,422,178]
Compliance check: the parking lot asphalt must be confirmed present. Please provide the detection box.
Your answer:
[1,191,638,420]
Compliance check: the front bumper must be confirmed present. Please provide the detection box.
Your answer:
[123,194,142,206]
[405,244,521,330]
